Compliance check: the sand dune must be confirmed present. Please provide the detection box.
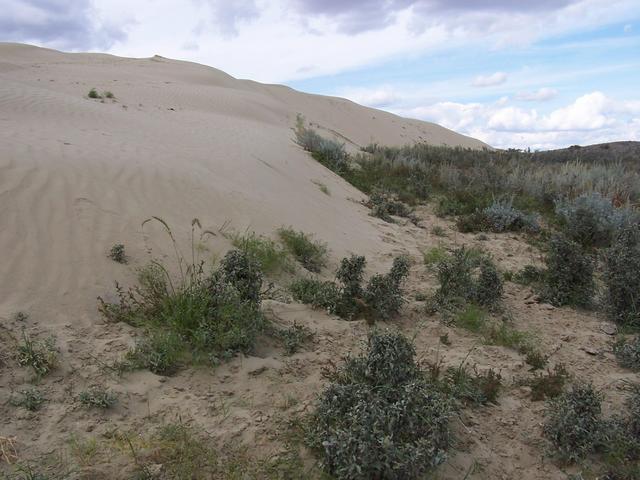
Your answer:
[0,42,485,325]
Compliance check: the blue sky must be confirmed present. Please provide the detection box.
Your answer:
[2,0,639,149]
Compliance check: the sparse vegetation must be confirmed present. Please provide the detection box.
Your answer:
[367,190,418,224]
[109,243,127,264]
[277,227,328,273]
[614,336,640,370]
[78,386,118,409]
[363,256,410,321]
[231,231,290,274]
[307,331,452,480]
[513,264,545,286]
[527,363,569,401]
[17,330,57,377]
[11,387,45,411]
[422,244,448,267]
[99,219,266,375]
[457,198,540,234]
[88,88,100,99]
[272,322,314,356]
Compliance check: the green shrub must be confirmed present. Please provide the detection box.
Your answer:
[431,225,447,237]
[513,264,545,286]
[474,259,504,307]
[231,231,289,274]
[543,383,603,462]
[439,364,502,406]
[524,349,549,370]
[614,336,640,370]
[436,191,489,218]
[17,330,57,377]
[79,387,118,408]
[481,198,540,233]
[542,234,595,307]
[101,245,265,375]
[367,191,417,224]
[277,227,328,273]
[555,192,637,248]
[333,254,367,319]
[604,225,640,327]
[527,364,569,401]
[11,388,45,411]
[423,245,448,267]
[273,322,314,356]
[88,88,101,99]
[289,277,340,311]
[363,256,410,321]
[307,332,451,480]
[109,244,127,264]
[104,91,115,99]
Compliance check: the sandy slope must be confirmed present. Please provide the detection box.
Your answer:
[0,42,486,327]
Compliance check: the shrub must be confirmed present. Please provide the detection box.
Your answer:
[277,227,328,273]
[543,383,603,462]
[11,388,45,411]
[363,256,410,321]
[334,254,366,319]
[555,192,637,248]
[436,190,489,218]
[273,322,314,356]
[542,234,595,307]
[295,117,349,173]
[527,364,569,401]
[614,336,640,371]
[482,198,540,233]
[307,332,451,480]
[79,387,118,408]
[17,330,57,377]
[525,349,549,370]
[439,364,502,406]
[101,245,265,375]
[432,225,447,237]
[88,88,101,99]
[289,277,340,311]
[109,244,127,264]
[513,264,544,286]
[367,191,416,224]
[104,91,115,99]
[474,259,504,308]
[230,231,290,274]
[604,225,640,327]
[423,245,448,267]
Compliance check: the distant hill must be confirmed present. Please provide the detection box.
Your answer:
[532,141,640,163]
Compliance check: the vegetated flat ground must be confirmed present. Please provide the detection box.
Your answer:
[1,202,635,479]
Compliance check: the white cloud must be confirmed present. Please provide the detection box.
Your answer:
[337,86,400,107]
[472,71,508,87]
[515,87,558,102]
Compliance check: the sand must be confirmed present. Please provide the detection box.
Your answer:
[3,43,632,479]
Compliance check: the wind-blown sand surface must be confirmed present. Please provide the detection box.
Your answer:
[0,42,484,326]
[3,43,632,480]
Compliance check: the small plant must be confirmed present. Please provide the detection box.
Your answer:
[231,231,290,274]
[440,363,502,406]
[527,364,569,401]
[455,304,488,333]
[543,383,603,462]
[481,198,540,233]
[367,190,416,224]
[109,243,127,264]
[525,349,549,370]
[11,387,45,411]
[17,330,57,377]
[88,88,101,99]
[274,322,314,356]
[104,91,115,99]
[513,264,544,286]
[313,181,330,195]
[604,224,640,327]
[79,386,118,408]
[614,336,640,370]
[542,234,595,308]
[334,254,367,319]
[277,227,328,273]
[125,331,184,376]
[362,256,410,321]
[289,277,340,311]
[307,332,452,480]
[423,245,448,267]
[473,259,504,308]
[431,225,447,237]
[439,333,451,346]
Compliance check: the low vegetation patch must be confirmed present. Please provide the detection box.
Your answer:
[307,331,452,480]
[17,330,58,377]
[231,231,290,274]
[277,227,328,273]
[290,254,410,322]
[271,322,314,356]
[99,219,266,375]
[11,387,45,411]
[526,364,569,401]
[109,244,127,264]
[614,336,640,371]
[366,190,418,224]
[457,198,540,234]
[78,386,118,409]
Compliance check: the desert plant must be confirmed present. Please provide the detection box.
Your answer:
[513,264,545,286]
[277,227,328,273]
[88,88,101,99]
[604,225,640,327]
[125,330,183,375]
[362,256,410,321]
[17,330,57,377]
[555,192,637,248]
[431,225,447,237]
[542,234,595,307]
[307,332,451,480]
[79,386,118,408]
[473,259,504,308]
[230,231,290,274]
[333,254,367,319]
[439,363,502,406]
[367,191,417,224]
[423,245,448,267]
[11,387,45,411]
[614,336,640,371]
[289,277,340,311]
[482,198,540,233]
[274,322,314,356]
[527,364,569,401]
[525,349,549,370]
[109,244,127,264]
[104,91,115,99]
[543,383,604,462]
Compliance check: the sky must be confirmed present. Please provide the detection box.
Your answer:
[2,0,640,150]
